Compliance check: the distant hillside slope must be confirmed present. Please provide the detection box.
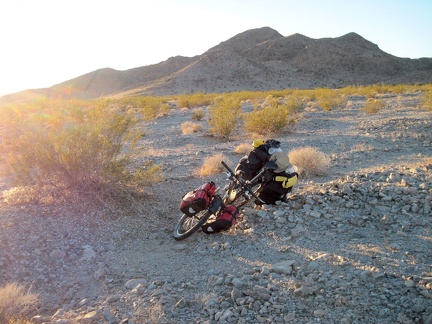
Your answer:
[2,26,431,103]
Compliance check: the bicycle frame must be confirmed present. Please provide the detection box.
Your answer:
[172,161,264,240]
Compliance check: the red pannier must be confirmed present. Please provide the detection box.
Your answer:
[180,182,216,217]
[217,205,239,225]
[201,205,239,234]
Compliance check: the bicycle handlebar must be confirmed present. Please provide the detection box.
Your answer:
[221,161,243,183]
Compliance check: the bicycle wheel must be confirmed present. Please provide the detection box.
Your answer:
[173,209,212,240]
[232,185,264,208]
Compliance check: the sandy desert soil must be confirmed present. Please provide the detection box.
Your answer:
[0,92,431,324]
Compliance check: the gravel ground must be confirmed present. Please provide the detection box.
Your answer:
[0,92,431,324]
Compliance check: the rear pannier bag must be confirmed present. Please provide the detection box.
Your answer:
[180,181,216,217]
[201,205,239,234]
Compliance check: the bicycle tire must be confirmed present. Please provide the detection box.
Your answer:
[172,209,212,240]
[231,185,263,208]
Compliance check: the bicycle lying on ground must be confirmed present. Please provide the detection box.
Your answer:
[173,161,264,240]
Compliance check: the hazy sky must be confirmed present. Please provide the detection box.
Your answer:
[1,0,431,97]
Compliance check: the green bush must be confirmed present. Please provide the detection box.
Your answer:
[243,97,293,135]
[208,98,242,138]
[0,98,162,203]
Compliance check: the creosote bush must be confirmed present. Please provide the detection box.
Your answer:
[176,93,214,108]
[199,154,231,177]
[208,98,242,139]
[363,98,385,113]
[0,99,161,204]
[314,88,348,111]
[0,282,39,323]
[243,97,294,135]
[288,146,330,177]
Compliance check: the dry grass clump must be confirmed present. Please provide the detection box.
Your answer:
[288,146,330,177]
[363,98,385,113]
[181,121,203,135]
[0,282,39,323]
[234,143,251,155]
[199,154,232,177]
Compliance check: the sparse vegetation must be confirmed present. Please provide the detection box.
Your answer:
[176,93,214,108]
[1,83,431,205]
[181,121,203,134]
[314,88,348,111]
[363,98,385,113]
[120,96,170,121]
[288,146,331,177]
[0,282,39,324]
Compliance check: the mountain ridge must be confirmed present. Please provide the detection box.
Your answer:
[1,27,431,103]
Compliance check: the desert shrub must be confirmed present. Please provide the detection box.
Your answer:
[120,96,169,121]
[314,88,348,111]
[199,153,232,177]
[0,282,39,323]
[363,98,385,113]
[177,93,214,108]
[181,121,203,134]
[158,103,171,117]
[133,161,165,186]
[208,98,242,139]
[340,85,377,98]
[389,84,408,94]
[234,143,251,155]
[243,97,293,135]
[372,83,391,94]
[421,89,432,111]
[0,98,161,203]
[288,146,330,177]
[338,85,358,96]
[284,94,305,111]
[191,107,205,121]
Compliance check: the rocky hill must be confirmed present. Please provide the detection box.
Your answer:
[1,27,432,103]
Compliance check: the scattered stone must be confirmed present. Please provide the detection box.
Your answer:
[269,260,295,275]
